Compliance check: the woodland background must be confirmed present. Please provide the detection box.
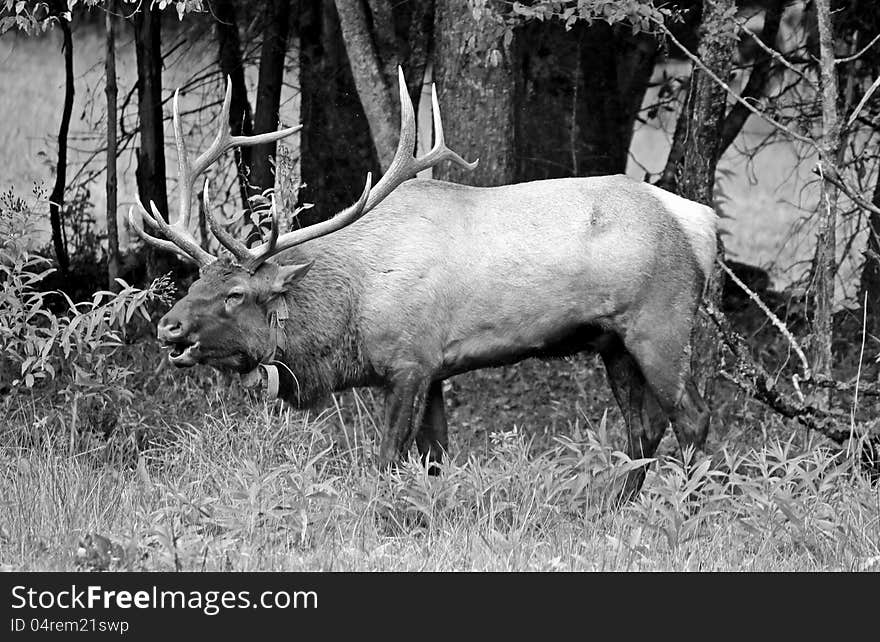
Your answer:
[1,0,879,571]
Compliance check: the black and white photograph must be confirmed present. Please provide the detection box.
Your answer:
[1,0,879,588]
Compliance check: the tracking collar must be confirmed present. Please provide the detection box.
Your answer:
[240,296,290,400]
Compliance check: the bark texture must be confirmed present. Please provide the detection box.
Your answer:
[433,0,515,186]
[515,20,657,180]
[250,0,294,194]
[718,0,784,155]
[333,0,434,170]
[49,7,74,275]
[858,173,880,335]
[298,0,379,225]
[334,0,399,170]
[659,0,736,407]
[660,0,735,201]
[810,0,842,382]
[105,2,119,289]
[213,0,255,210]
[133,5,170,280]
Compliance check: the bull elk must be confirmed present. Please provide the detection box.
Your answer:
[130,69,715,500]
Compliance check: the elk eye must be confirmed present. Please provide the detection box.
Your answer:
[226,290,245,305]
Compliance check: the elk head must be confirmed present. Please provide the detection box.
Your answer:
[129,69,476,373]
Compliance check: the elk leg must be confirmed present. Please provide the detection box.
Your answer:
[600,341,669,503]
[378,374,431,470]
[415,380,448,474]
[625,316,710,454]
[672,378,710,449]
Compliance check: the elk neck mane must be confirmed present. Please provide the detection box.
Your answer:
[268,245,375,408]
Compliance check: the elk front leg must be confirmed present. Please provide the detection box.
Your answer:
[415,380,448,474]
[379,374,431,470]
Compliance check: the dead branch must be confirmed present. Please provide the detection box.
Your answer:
[658,21,818,149]
[836,32,880,65]
[846,75,880,130]
[737,21,815,89]
[813,163,880,218]
[704,305,879,444]
[718,258,811,377]
[808,375,880,398]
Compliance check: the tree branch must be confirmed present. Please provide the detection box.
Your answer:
[717,258,811,378]
[813,162,880,218]
[719,2,786,155]
[704,305,877,445]
[836,31,880,65]
[658,21,818,149]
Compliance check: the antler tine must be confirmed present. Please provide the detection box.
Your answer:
[128,201,215,267]
[144,76,301,267]
[421,83,479,173]
[363,67,477,212]
[188,76,234,183]
[172,88,191,228]
[202,178,251,262]
[363,66,419,212]
[242,174,373,271]
[230,67,474,271]
[127,206,191,263]
[191,78,302,182]
[146,199,216,266]
[136,80,220,264]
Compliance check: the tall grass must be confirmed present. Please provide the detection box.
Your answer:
[2,387,878,571]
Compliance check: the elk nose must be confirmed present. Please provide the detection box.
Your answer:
[157,313,188,342]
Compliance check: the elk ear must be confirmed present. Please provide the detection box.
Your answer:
[270,261,313,296]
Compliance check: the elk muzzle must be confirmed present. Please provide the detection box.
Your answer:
[157,310,200,367]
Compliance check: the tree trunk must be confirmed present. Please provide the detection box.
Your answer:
[334,0,399,170]
[615,28,660,167]
[660,1,735,201]
[105,2,119,290]
[298,0,378,226]
[433,0,515,186]
[660,0,736,406]
[858,171,880,335]
[250,0,294,195]
[213,0,255,211]
[133,5,170,280]
[400,0,434,108]
[810,0,842,382]
[333,0,436,171]
[718,0,784,155]
[515,21,657,181]
[49,7,73,275]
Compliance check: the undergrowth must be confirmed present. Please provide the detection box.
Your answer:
[1,395,878,571]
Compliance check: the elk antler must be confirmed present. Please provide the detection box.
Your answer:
[225,66,478,272]
[127,77,302,267]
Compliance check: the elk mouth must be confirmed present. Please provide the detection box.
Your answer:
[164,340,201,367]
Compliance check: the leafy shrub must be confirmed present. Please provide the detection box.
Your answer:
[0,188,175,447]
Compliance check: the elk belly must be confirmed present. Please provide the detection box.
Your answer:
[439,309,614,377]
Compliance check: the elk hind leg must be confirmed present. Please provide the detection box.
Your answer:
[415,380,448,475]
[600,339,670,503]
[625,316,710,455]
